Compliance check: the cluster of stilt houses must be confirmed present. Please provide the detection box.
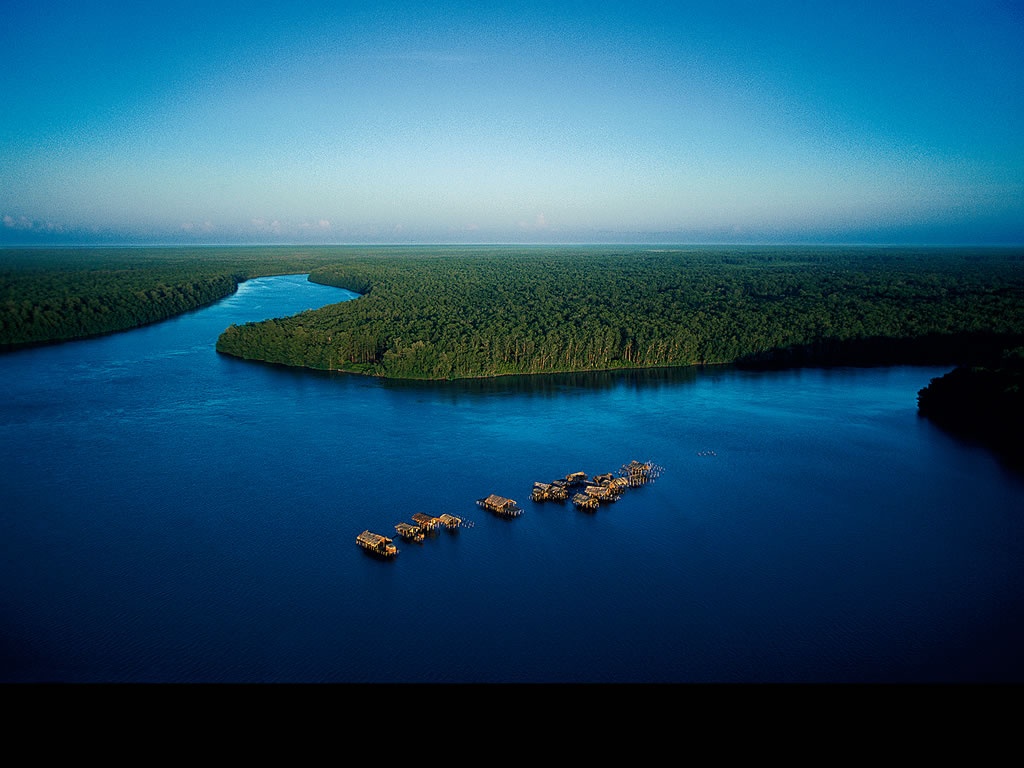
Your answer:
[532,460,662,511]
[357,511,466,558]
[358,459,662,558]
[395,512,465,542]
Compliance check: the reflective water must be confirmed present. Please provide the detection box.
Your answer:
[2,274,1022,682]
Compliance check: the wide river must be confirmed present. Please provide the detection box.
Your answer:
[1,273,1022,683]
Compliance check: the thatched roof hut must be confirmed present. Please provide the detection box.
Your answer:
[477,494,523,516]
[356,530,398,557]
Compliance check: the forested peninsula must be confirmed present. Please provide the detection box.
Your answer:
[213,245,1024,379]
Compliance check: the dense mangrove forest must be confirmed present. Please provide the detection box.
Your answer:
[5,245,1024,378]
[210,245,1024,379]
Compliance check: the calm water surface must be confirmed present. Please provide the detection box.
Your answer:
[2,274,1022,683]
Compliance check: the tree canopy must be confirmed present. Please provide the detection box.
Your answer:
[214,245,1024,379]
[5,245,1024,384]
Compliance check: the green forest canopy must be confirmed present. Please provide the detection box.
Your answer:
[3,245,1024,382]
[217,245,1024,380]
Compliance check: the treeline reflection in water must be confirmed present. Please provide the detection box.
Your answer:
[377,364,703,398]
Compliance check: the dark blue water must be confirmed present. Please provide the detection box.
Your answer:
[2,274,1022,683]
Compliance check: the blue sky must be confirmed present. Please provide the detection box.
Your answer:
[2,0,1022,245]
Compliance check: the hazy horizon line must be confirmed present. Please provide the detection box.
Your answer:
[4,243,1019,252]
[3,240,1023,250]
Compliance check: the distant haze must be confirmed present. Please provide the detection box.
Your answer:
[2,1,1022,246]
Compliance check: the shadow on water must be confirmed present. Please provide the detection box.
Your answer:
[917,412,1024,477]
[235,343,1024,471]
[223,353,709,399]
[375,365,705,399]
[231,351,1024,476]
